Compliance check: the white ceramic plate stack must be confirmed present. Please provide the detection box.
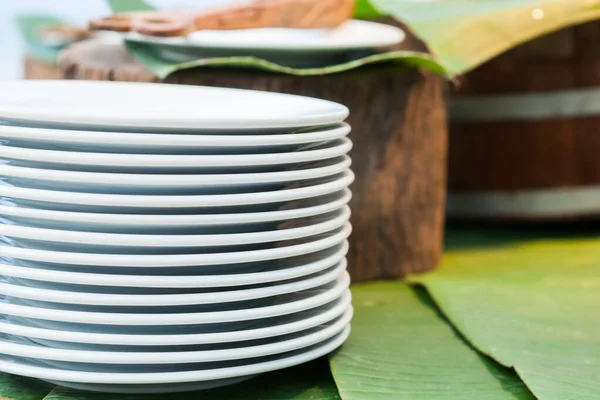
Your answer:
[123,19,406,67]
[0,80,354,394]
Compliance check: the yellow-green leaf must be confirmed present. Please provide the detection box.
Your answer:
[125,41,446,79]
[410,225,600,400]
[15,14,68,65]
[369,0,600,76]
[330,282,535,400]
[354,0,385,19]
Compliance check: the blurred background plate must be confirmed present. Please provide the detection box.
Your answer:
[123,20,405,67]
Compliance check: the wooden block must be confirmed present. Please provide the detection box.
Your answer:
[58,39,447,281]
[24,56,61,80]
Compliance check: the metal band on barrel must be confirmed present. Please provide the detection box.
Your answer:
[449,87,600,121]
[447,186,600,218]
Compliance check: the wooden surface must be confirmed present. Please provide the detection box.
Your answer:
[58,39,447,281]
[24,56,61,80]
[90,0,354,36]
[448,21,600,219]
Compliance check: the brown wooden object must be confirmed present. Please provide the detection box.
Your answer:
[90,0,354,37]
[448,21,600,220]
[58,39,447,282]
[24,56,61,80]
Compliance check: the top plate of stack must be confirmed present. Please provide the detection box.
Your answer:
[0,80,348,131]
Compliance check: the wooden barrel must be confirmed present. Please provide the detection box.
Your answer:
[57,38,447,282]
[448,21,600,221]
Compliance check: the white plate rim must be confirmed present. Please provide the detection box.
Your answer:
[0,81,349,130]
[0,122,350,147]
[0,241,348,288]
[0,325,350,384]
[126,20,404,51]
[0,291,351,346]
[0,206,350,247]
[0,223,351,267]
[0,170,354,208]
[0,272,349,325]
[0,308,353,364]
[0,138,352,167]
[0,189,351,227]
[0,259,346,305]
[0,156,351,187]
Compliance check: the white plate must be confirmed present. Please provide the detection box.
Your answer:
[0,138,351,168]
[0,242,348,288]
[125,20,404,52]
[0,122,350,153]
[0,308,352,364]
[0,260,346,305]
[3,209,349,254]
[0,81,348,130]
[0,157,351,195]
[0,326,350,393]
[0,272,349,326]
[123,20,404,68]
[0,206,349,248]
[4,259,345,300]
[0,291,351,346]
[0,223,351,267]
[0,190,351,231]
[0,170,353,209]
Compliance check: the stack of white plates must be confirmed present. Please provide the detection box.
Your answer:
[0,80,354,394]
[123,20,406,67]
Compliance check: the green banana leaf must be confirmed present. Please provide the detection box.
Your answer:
[105,0,154,13]
[354,0,386,20]
[361,0,600,76]
[1,283,534,400]
[15,14,69,65]
[107,1,444,79]
[125,41,445,78]
[410,224,600,400]
[0,361,339,400]
[329,282,534,400]
[0,373,54,400]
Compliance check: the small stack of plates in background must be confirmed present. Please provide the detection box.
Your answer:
[123,20,406,67]
[0,80,354,394]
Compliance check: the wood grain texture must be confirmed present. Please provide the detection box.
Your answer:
[58,39,447,281]
[448,21,600,219]
[23,56,61,80]
[91,0,354,36]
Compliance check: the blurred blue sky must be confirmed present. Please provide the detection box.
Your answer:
[0,0,231,79]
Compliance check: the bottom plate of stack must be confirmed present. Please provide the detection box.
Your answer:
[0,231,352,393]
[0,270,351,393]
